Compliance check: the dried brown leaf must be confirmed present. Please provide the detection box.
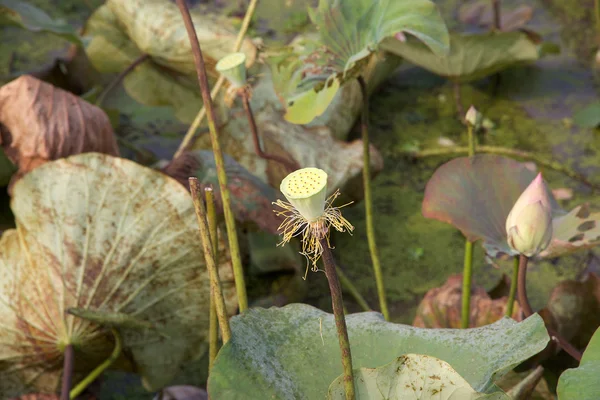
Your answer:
[0,75,119,191]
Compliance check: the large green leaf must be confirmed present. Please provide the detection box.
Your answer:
[381,31,540,83]
[328,354,509,399]
[557,326,600,400]
[208,303,549,399]
[422,155,600,260]
[0,0,81,45]
[0,153,237,397]
[271,0,449,124]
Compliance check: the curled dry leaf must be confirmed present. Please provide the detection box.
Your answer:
[413,275,521,329]
[0,75,118,192]
[0,153,236,397]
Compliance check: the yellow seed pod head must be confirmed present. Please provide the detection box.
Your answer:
[280,168,328,222]
[216,52,247,89]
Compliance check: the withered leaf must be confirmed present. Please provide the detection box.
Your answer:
[0,75,119,191]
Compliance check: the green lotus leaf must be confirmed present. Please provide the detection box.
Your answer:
[422,154,600,260]
[82,0,258,122]
[0,0,81,45]
[573,101,600,128]
[328,354,509,399]
[0,153,237,397]
[208,303,549,399]
[557,326,600,400]
[381,31,540,83]
[272,0,449,125]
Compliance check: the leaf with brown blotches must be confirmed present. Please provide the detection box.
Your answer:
[412,274,521,329]
[0,153,236,397]
[0,75,119,192]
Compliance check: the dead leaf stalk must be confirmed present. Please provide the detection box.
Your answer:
[60,344,74,400]
[176,0,248,312]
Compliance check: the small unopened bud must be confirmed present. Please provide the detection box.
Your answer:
[216,52,247,89]
[465,105,482,127]
[505,173,553,257]
[280,168,328,222]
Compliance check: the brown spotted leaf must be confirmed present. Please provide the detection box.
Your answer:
[0,75,119,192]
[413,275,521,329]
[0,153,236,397]
[422,155,600,259]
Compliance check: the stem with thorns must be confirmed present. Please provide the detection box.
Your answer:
[70,329,122,399]
[176,0,248,312]
[357,76,389,321]
[337,266,371,312]
[321,239,355,400]
[173,0,259,159]
[190,178,232,342]
[205,187,220,371]
[408,145,599,191]
[517,254,582,362]
[505,256,519,317]
[461,121,476,329]
[241,90,298,172]
[60,344,74,400]
[491,0,501,31]
[453,82,465,120]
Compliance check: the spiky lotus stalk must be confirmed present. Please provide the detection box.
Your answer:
[273,167,356,399]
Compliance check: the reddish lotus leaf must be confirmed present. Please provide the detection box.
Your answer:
[422,154,600,259]
[413,274,521,329]
[0,75,119,192]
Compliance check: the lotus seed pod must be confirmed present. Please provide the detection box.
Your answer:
[215,52,247,89]
[505,173,553,256]
[280,168,328,222]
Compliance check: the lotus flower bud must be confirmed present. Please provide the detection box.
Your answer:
[280,168,328,222]
[215,52,247,89]
[465,105,482,127]
[505,173,553,257]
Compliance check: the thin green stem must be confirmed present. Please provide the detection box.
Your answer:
[205,187,220,371]
[95,53,149,107]
[505,256,519,318]
[176,0,248,312]
[357,75,389,321]
[189,178,232,342]
[60,344,74,400]
[517,254,582,362]
[336,266,371,312]
[70,329,122,399]
[461,240,474,328]
[241,90,298,172]
[409,145,599,191]
[173,0,260,159]
[320,239,355,400]
[467,124,476,156]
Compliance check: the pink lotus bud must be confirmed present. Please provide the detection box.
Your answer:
[505,173,553,257]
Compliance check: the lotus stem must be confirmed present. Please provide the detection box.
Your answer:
[517,254,582,361]
[69,329,122,399]
[357,76,389,321]
[96,53,149,107]
[336,266,371,312]
[453,82,465,120]
[240,90,298,172]
[205,187,220,371]
[176,0,248,312]
[173,0,260,159]
[491,0,501,31]
[505,255,519,318]
[320,239,355,400]
[408,145,599,191]
[189,178,232,342]
[60,344,74,400]
[595,0,600,36]
[461,122,476,329]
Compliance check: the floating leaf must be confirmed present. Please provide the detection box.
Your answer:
[0,153,236,396]
[557,326,600,399]
[0,76,118,191]
[381,31,540,83]
[328,354,509,399]
[271,0,449,124]
[208,304,549,399]
[413,274,521,329]
[0,0,81,44]
[573,101,600,128]
[422,155,600,259]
